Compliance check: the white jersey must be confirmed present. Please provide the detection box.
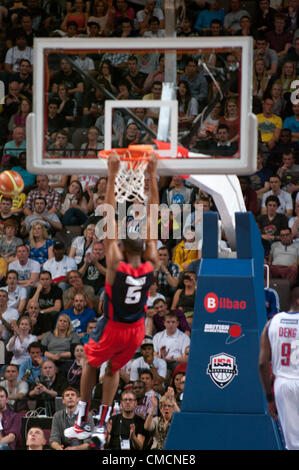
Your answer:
[268,311,299,379]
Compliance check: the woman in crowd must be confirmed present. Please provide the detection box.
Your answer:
[86,176,107,213]
[6,315,37,365]
[61,0,88,34]
[55,83,78,127]
[144,392,180,450]
[41,313,80,365]
[218,96,239,142]
[171,271,196,315]
[68,223,96,267]
[169,371,186,406]
[61,180,89,227]
[8,98,31,136]
[118,122,142,148]
[97,59,118,94]
[87,0,112,36]
[252,58,271,99]
[26,221,54,266]
[79,126,102,156]
[275,60,297,96]
[172,227,198,272]
[67,342,86,391]
[177,80,198,132]
[267,81,287,118]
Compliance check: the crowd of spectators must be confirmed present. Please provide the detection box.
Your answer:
[0,0,298,451]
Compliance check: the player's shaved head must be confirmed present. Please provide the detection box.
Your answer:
[123,238,144,255]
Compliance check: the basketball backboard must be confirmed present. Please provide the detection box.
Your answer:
[27,36,257,176]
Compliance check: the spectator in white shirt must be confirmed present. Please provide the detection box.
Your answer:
[0,289,19,343]
[8,245,40,294]
[130,338,167,393]
[4,31,33,74]
[6,315,37,365]
[43,240,77,291]
[3,270,27,315]
[153,312,190,374]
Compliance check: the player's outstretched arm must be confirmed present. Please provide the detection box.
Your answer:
[143,153,160,268]
[104,152,123,274]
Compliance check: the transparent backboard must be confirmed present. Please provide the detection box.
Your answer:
[27,37,257,176]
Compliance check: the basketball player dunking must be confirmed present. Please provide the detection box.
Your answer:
[64,152,159,449]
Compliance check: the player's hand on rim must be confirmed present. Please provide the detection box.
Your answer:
[108,151,120,175]
[146,153,158,174]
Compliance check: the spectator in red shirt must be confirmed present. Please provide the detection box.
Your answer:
[238,176,259,216]
[0,386,22,450]
[265,13,293,61]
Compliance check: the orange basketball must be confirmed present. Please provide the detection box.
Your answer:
[0,170,24,198]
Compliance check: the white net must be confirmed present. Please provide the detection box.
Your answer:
[114,158,148,204]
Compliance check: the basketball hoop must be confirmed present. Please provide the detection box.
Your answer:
[98,145,158,204]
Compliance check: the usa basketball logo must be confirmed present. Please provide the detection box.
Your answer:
[207,353,238,389]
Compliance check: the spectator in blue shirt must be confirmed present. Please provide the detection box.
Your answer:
[194,0,225,35]
[18,341,46,385]
[60,292,96,337]
[180,57,208,104]
[283,103,299,143]
[264,287,280,320]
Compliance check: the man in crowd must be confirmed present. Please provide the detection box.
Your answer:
[156,246,180,301]
[269,227,299,286]
[26,427,47,451]
[0,386,22,450]
[30,270,63,329]
[61,292,96,338]
[133,380,157,420]
[50,386,94,450]
[0,363,28,408]
[22,196,63,236]
[78,240,106,296]
[43,241,77,291]
[261,175,293,217]
[130,337,167,392]
[257,98,282,151]
[152,298,190,334]
[153,312,190,374]
[28,359,68,416]
[8,244,40,293]
[18,341,45,385]
[62,270,96,311]
[105,389,146,450]
[23,174,62,217]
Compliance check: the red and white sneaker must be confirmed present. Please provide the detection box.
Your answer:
[89,425,107,450]
[64,422,92,440]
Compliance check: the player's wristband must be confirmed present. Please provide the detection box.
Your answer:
[266,393,274,402]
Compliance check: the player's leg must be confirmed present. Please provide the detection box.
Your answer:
[91,320,145,449]
[65,317,112,440]
[274,377,299,450]
[64,361,98,440]
[76,362,98,425]
[90,362,120,449]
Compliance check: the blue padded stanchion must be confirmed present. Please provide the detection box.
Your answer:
[164,211,282,450]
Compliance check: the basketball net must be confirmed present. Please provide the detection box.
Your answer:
[98,145,158,204]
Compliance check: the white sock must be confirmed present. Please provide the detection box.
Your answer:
[77,400,88,426]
